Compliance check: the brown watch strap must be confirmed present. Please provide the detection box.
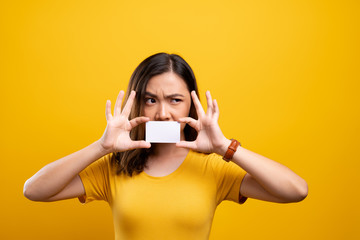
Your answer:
[222,139,241,162]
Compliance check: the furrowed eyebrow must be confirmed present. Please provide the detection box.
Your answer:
[166,93,184,98]
[144,92,184,98]
[144,92,157,98]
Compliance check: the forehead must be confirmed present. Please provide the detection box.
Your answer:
[146,72,188,93]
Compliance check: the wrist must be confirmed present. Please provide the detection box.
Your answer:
[96,139,113,155]
[220,138,242,162]
[216,138,232,156]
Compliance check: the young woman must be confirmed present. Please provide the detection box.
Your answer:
[24,52,308,239]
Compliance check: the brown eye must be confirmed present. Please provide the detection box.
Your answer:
[145,98,156,104]
[171,98,182,103]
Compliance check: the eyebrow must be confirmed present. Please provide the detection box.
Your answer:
[145,92,185,98]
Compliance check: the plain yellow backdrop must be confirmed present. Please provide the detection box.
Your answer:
[1,0,359,239]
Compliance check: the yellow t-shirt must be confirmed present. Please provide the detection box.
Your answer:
[78,149,247,240]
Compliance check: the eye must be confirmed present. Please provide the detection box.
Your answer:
[145,98,156,104]
[171,98,182,103]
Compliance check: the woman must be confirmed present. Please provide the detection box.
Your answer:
[23,52,308,239]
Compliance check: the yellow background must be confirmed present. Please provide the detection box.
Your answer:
[1,0,359,239]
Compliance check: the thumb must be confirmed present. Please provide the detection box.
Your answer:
[176,141,197,150]
[130,140,151,149]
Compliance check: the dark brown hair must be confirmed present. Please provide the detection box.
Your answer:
[111,52,199,176]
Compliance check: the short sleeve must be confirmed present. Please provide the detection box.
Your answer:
[209,153,248,205]
[78,153,113,204]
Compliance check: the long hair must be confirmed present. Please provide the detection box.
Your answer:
[111,52,199,176]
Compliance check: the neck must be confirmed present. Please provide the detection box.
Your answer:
[150,130,188,157]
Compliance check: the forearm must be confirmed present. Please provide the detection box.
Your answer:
[23,140,111,200]
[218,139,308,201]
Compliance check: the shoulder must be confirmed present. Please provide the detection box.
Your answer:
[188,150,221,159]
[189,150,246,176]
[187,150,226,171]
[187,150,221,163]
[94,152,114,166]
[83,152,115,174]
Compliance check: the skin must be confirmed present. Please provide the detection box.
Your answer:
[141,71,308,202]
[143,72,192,139]
[141,72,193,175]
[23,71,308,203]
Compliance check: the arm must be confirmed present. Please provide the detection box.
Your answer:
[23,90,150,202]
[177,90,308,203]
[23,140,110,201]
[219,141,308,203]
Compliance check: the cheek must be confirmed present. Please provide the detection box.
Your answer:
[174,103,191,119]
[185,101,192,116]
[142,107,153,118]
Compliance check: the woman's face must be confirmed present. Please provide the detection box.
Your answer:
[143,72,192,139]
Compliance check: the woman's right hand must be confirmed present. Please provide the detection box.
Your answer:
[99,90,151,153]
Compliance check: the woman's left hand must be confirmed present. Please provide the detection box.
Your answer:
[176,90,230,155]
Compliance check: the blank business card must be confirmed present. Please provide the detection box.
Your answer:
[145,121,180,143]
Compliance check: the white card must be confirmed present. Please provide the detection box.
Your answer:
[145,121,180,143]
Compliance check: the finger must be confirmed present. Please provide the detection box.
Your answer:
[129,116,150,129]
[213,99,219,120]
[130,140,151,149]
[122,90,136,117]
[178,117,198,130]
[105,100,113,121]
[176,141,197,150]
[205,90,213,116]
[114,90,125,117]
[191,91,205,117]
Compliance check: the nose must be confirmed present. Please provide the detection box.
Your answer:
[155,102,171,121]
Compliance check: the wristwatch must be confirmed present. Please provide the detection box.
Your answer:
[222,139,241,162]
